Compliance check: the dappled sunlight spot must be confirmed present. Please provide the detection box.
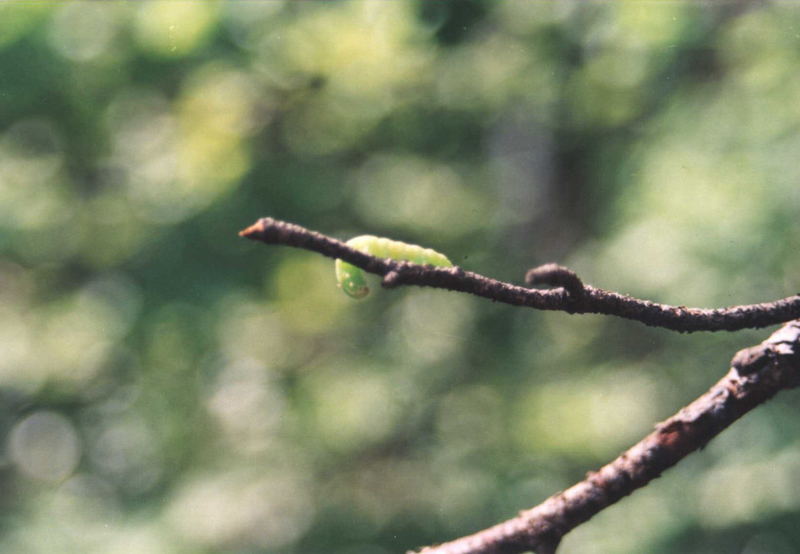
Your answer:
[590,218,701,301]
[167,469,313,549]
[697,448,800,528]
[282,2,429,100]
[495,1,573,36]
[730,46,797,94]
[0,172,70,229]
[249,33,304,92]
[742,82,800,143]
[599,127,777,302]
[134,1,218,58]
[0,308,42,388]
[0,306,35,390]
[436,34,555,111]
[11,473,125,551]
[79,190,153,267]
[106,89,175,159]
[47,2,122,62]
[86,414,163,496]
[82,384,140,424]
[83,273,143,335]
[566,49,647,126]
[282,94,385,157]
[145,304,206,375]
[653,87,756,147]
[0,475,132,554]
[603,3,688,49]
[9,411,80,482]
[174,66,257,218]
[106,73,251,224]
[0,265,38,391]
[609,139,775,303]
[176,126,247,199]
[222,1,285,50]
[215,295,290,368]
[585,372,662,447]
[33,281,133,387]
[354,154,486,236]
[276,2,430,156]
[386,290,475,366]
[273,255,349,334]
[585,50,650,91]
[0,118,71,231]
[719,10,800,91]
[695,65,800,145]
[303,368,399,452]
[0,478,104,552]
[179,66,266,137]
[106,89,185,222]
[206,359,286,455]
[513,370,661,459]
[95,522,173,554]
[0,2,52,49]
[637,144,766,233]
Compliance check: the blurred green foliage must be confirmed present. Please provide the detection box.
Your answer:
[1,2,799,553]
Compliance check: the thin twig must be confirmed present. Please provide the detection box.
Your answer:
[239,217,800,333]
[411,320,800,554]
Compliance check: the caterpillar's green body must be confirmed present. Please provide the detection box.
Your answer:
[335,235,453,299]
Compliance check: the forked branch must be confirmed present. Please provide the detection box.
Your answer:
[239,217,800,553]
[240,217,800,333]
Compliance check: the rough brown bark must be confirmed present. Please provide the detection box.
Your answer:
[238,217,800,553]
[411,320,800,554]
[240,217,800,333]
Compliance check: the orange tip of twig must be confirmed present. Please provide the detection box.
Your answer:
[238,221,264,239]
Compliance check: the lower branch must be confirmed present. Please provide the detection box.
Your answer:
[412,320,800,554]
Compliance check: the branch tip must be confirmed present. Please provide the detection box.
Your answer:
[238,220,266,239]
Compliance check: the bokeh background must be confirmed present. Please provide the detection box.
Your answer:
[1,1,800,553]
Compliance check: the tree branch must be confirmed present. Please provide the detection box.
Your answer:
[238,217,800,551]
[411,320,800,554]
[239,217,800,333]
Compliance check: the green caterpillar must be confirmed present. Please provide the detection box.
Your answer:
[335,235,453,299]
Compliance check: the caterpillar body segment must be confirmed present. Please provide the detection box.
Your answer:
[335,235,453,299]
